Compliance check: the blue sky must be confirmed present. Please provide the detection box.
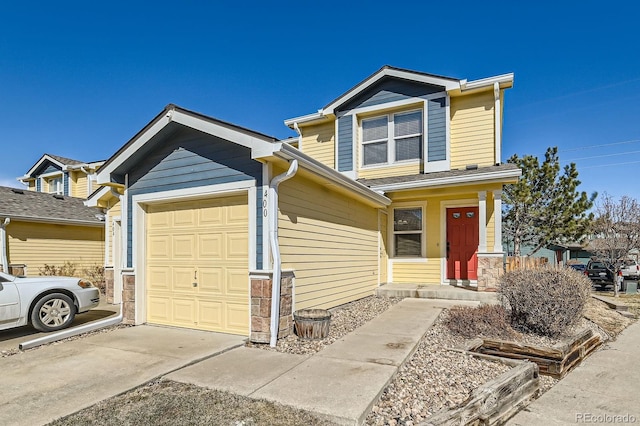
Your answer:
[1,1,638,200]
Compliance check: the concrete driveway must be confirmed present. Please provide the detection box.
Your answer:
[0,297,119,352]
[0,325,246,426]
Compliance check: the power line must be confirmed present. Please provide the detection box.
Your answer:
[580,160,640,170]
[565,149,640,162]
[558,138,640,153]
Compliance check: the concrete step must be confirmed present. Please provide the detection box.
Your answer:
[377,283,499,304]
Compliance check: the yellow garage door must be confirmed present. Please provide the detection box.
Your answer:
[146,195,249,335]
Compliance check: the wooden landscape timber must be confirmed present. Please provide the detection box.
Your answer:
[471,328,603,379]
[424,362,540,426]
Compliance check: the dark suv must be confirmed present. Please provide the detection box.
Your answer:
[585,260,614,288]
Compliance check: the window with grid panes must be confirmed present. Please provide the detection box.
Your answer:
[362,110,422,166]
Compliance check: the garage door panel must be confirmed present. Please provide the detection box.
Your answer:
[227,203,249,224]
[226,269,249,295]
[172,267,195,292]
[198,268,223,294]
[146,194,249,336]
[199,204,223,225]
[226,302,250,334]
[226,232,249,259]
[173,206,197,227]
[148,267,171,290]
[148,236,171,259]
[173,235,195,258]
[147,297,170,322]
[173,299,197,325]
[199,234,222,260]
[198,300,223,329]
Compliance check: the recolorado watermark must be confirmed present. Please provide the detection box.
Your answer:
[576,413,637,423]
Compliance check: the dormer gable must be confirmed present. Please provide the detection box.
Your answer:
[285,66,513,181]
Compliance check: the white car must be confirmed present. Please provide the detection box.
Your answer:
[0,271,100,332]
[620,259,640,280]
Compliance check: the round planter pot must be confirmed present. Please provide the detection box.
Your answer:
[293,308,331,340]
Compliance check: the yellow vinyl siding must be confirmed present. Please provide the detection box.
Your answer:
[379,210,388,284]
[450,91,495,169]
[359,163,421,179]
[106,200,122,266]
[300,121,335,168]
[71,172,89,199]
[278,174,379,310]
[145,195,249,335]
[6,221,105,276]
[28,181,36,191]
[392,261,440,283]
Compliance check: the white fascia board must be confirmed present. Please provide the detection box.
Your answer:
[97,112,173,185]
[170,109,275,152]
[84,186,112,207]
[3,215,105,227]
[283,111,327,129]
[371,169,522,192]
[462,73,514,91]
[259,143,390,207]
[24,155,65,177]
[65,161,106,171]
[323,68,461,115]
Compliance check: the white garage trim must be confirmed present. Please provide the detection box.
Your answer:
[131,180,256,326]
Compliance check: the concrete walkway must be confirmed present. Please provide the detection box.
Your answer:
[508,320,640,425]
[168,298,477,425]
[0,325,245,426]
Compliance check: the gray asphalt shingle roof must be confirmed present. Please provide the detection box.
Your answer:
[357,163,520,188]
[0,186,104,225]
[46,154,85,166]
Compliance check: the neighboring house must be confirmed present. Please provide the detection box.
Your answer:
[0,186,105,276]
[89,66,520,343]
[18,153,104,199]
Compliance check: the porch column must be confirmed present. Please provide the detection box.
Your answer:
[478,191,487,252]
[493,190,503,252]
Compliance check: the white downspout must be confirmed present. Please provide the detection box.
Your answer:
[268,160,298,347]
[1,218,10,273]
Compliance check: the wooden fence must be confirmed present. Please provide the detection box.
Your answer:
[505,256,549,272]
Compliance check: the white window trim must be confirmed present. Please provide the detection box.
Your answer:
[361,109,424,168]
[44,174,64,195]
[388,201,428,259]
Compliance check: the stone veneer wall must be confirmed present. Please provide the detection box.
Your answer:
[104,267,114,304]
[250,271,294,343]
[122,273,136,324]
[477,254,504,291]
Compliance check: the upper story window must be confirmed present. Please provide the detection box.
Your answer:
[362,110,422,167]
[46,176,63,195]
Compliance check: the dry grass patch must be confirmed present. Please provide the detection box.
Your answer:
[583,297,633,338]
[48,380,335,426]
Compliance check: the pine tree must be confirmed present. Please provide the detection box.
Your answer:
[503,147,596,257]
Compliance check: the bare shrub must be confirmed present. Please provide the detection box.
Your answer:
[445,304,518,339]
[39,261,78,277]
[83,264,106,294]
[498,268,592,337]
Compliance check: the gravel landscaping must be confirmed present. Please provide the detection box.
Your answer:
[247,296,402,355]
[41,295,632,425]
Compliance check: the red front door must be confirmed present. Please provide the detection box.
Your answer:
[446,207,479,280]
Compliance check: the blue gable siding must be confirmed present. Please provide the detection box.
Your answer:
[38,163,62,175]
[338,78,444,112]
[427,98,446,162]
[337,116,353,172]
[126,127,263,268]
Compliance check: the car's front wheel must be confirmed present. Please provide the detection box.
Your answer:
[31,293,76,332]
